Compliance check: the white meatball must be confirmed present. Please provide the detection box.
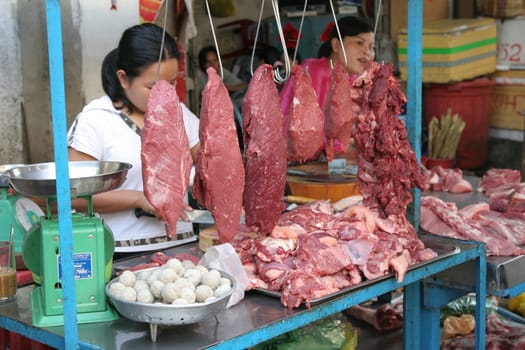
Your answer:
[161,282,180,304]
[119,270,136,287]
[219,277,232,287]
[179,287,196,304]
[181,259,196,270]
[173,277,194,291]
[133,279,149,292]
[149,280,165,299]
[136,288,154,304]
[146,269,160,285]
[108,281,126,298]
[183,269,202,286]
[120,286,137,302]
[195,284,213,302]
[214,284,232,298]
[196,264,208,275]
[135,269,152,281]
[158,267,177,283]
[201,270,221,289]
[172,298,190,305]
[165,258,184,275]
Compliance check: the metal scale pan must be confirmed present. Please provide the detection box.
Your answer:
[6,161,132,198]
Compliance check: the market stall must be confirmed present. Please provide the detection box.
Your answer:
[0,1,499,349]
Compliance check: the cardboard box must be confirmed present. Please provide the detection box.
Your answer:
[496,17,525,69]
[397,18,497,83]
[489,70,525,130]
[390,0,449,39]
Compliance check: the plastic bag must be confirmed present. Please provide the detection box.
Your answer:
[208,0,235,17]
[250,316,358,350]
[199,243,248,308]
[442,314,476,339]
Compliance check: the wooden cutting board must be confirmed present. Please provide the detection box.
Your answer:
[286,162,360,202]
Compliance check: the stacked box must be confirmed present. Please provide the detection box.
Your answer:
[397,18,497,83]
[489,70,525,130]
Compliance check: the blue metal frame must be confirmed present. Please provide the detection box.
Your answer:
[45,0,78,348]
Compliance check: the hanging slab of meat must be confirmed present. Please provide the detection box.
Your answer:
[286,64,324,163]
[192,67,244,243]
[242,64,287,235]
[324,63,354,162]
[142,80,192,237]
[352,62,425,218]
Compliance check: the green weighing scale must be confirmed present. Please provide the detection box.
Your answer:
[6,161,132,327]
[0,164,44,260]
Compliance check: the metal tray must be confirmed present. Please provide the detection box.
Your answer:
[0,163,25,187]
[253,240,460,305]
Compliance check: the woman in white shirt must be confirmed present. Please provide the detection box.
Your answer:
[67,23,200,256]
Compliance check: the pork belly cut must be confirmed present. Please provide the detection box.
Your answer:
[421,196,524,256]
[142,80,192,237]
[242,64,287,235]
[478,168,521,193]
[192,67,244,242]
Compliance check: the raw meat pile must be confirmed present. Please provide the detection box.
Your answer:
[286,64,324,163]
[142,80,192,237]
[479,168,524,215]
[421,168,525,256]
[192,67,244,242]
[232,200,437,308]
[423,165,472,193]
[351,62,425,220]
[242,64,288,235]
[420,196,524,256]
[324,63,354,161]
[230,61,438,309]
[441,314,525,349]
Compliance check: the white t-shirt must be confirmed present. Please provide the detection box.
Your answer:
[67,95,200,253]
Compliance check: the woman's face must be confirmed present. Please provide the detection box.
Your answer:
[117,58,179,114]
[331,32,375,74]
[204,51,219,72]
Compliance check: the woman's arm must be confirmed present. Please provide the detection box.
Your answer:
[68,147,157,216]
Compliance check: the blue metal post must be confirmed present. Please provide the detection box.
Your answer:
[45,1,78,348]
[406,0,423,228]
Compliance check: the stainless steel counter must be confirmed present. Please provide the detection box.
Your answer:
[0,235,487,350]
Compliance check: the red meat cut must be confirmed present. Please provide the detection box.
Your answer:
[324,63,354,161]
[142,80,192,237]
[192,67,245,242]
[242,64,287,235]
[286,64,324,163]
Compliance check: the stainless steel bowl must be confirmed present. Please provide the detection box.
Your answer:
[0,163,26,187]
[106,268,235,341]
[7,161,132,197]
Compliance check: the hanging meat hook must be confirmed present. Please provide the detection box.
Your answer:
[204,0,224,79]
[328,0,347,67]
[155,0,170,82]
[250,0,291,84]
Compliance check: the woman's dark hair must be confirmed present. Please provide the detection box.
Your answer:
[102,23,180,113]
[198,46,217,73]
[318,16,374,58]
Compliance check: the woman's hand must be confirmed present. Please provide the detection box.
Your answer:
[135,193,158,218]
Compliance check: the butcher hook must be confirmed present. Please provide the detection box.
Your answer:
[327,0,347,67]
[250,0,291,84]
[155,0,170,82]
[204,0,224,79]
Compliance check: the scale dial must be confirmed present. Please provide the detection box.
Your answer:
[15,197,45,232]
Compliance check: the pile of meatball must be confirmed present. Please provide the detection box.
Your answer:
[108,258,232,305]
